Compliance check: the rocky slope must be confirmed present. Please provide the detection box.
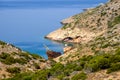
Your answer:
[46,0,120,61]
[45,0,120,80]
[0,40,48,79]
[46,0,120,44]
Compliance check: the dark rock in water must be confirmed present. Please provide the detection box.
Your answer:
[46,50,61,59]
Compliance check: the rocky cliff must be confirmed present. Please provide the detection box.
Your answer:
[46,0,120,62]
[46,0,120,44]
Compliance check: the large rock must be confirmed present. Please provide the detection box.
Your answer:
[46,50,61,59]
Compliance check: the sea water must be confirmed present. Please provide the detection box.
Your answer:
[0,0,108,59]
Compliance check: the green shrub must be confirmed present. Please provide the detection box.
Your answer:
[65,63,77,70]
[80,55,93,62]
[108,15,120,28]
[0,53,16,65]
[7,67,20,74]
[86,56,110,72]
[30,53,42,59]
[0,41,6,45]
[115,48,120,55]
[109,55,120,63]
[50,63,64,76]
[101,12,106,16]
[5,70,48,80]
[34,63,40,69]
[101,43,110,48]
[107,63,120,73]
[74,66,83,71]
[18,52,31,61]
[71,72,87,80]
[0,52,29,65]
[4,72,33,80]
[57,74,65,80]
[62,24,68,29]
[32,70,48,80]
[0,52,10,59]
[15,58,27,65]
[4,56,16,65]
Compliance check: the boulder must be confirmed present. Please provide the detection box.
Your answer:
[46,50,61,59]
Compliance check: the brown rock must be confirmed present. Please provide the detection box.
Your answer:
[46,50,61,59]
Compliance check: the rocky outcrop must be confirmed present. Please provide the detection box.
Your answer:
[46,50,61,59]
[45,27,96,44]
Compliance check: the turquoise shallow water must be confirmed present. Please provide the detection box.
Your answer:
[13,40,64,59]
[0,0,108,59]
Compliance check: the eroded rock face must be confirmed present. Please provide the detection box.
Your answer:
[46,50,61,59]
[45,27,96,44]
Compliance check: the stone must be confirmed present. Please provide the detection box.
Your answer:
[46,50,61,59]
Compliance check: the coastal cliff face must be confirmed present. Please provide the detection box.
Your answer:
[47,0,120,63]
[46,0,120,44]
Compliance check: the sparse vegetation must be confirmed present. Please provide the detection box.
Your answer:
[0,52,33,65]
[108,15,120,28]
[34,63,41,69]
[4,70,48,80]
[7,67,20,74]
[71,72,87,80]
[0,41,6,45]
[0,52,16,65]
[30,53,42,59]
[2,47,120,80]
[101,12,107,16]
[62,24,68,29]
[107,63,120,73]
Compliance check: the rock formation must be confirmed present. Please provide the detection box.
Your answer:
[46,50,61,59]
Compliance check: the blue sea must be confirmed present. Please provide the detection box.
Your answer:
[0,0,108,59]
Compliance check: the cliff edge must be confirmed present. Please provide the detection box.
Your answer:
[46,0,120,44]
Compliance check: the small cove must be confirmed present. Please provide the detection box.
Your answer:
[0,0,108,59]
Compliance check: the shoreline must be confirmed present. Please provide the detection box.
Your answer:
[44,1,109,44]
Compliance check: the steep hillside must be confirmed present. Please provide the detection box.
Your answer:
[0,40,47,79]
[46,0,120,44]
[44,0,120,80]
[45,0,120,62]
